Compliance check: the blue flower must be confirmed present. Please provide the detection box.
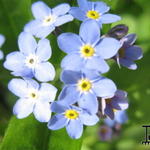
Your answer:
[59,69,117,114]
[115,34,143,70]
[9,78,57,122]
[58,20,121,73]
[104,110,128,127]
[70,0,121,27]
[0,34,5,60]
[24,1,73,38]
[100,90,129,119]
[4,32,55,82]
[48,101,99,139]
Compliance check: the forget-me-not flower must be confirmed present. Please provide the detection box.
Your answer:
[58,20,121,73]
[9,78,57,122]
[59,69,117,114]
[0,34,5,60]
[48,101,99,139]
[115,34,143,70]
[4,32,55,82]
[100,90,129,119]
[70,0,121,27]
[24,1,74,38]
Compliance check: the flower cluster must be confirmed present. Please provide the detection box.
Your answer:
[4,0,143,140]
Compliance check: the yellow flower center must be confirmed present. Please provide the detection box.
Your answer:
[28,89,39,100]
[119,47,125,58]
[86,10,100,19]
[105,98,112,104]
[65,109,79,119]
[25,54,39,68]
[77,78,92,92]
[80,45,95,58]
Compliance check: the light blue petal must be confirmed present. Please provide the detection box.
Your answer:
[104,104,114,119]
[80,112,99,126]
[61,53,84,71]
[78,93,98,114]
[54,15,73,27]
[70,7,85,21]
[57,33,82,54]
[4,51,25,71]
[8,78,28,98]
[0,50,4,60]
[94,2,110,14]
[48,114,68,130]
[13,98,35,119]
[51,101,69,113]
[66,119,83,139]
[33,101,51,122]
[95,37,121,59]
[119,58,137,70]
[39,83,57,102]
[93,78,117,97]
[115,111,128,124]
[25,78,39,89]
[82,69,101,81]
[32,1,51,19]
[79,20,100,45]
[125,46,143,60]
[36,39,52,61]
[61,70,81,84]
[35,62,55,82]
[52,3,70,16]
[58,86,68,100]
[100,14,121,24]
[59,86,80,105]
[104,118,115,127]
[85,56,109,73]
[77,0,89,11]
[24,20,55,38]
[0,34,5,47]
[18,32,37,55]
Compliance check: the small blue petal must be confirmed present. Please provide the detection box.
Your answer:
[70,7,85,21]
[85,56,109,73]
[93,78,117,98]
[66,119,83,139]
[13,98,35,119]
[34,62,55,82]
[61,53,84,71]
[94,2,110,14]
[48,114,68,130]
[115,111,128,124]
[33,101,51,122]
[123,34,137,46]
[104,104,114,119]
[80,112,99,126]
[8,78,28,98]
[119,58,137,70]
[95,37,121,59]
[57,33,82,54]
[79,20,100,45]
[18,32,37,55]
[61,70,81,84]
[32,1,51,19]
[0,34,5,47]
[0,50,4,60]
[54,15,73,27]
[52,3,70,16]
[36,39,52,61]
[78,93,98,114]
[100,14,121,24]
[77,0,89,11]
[125,46,143,60]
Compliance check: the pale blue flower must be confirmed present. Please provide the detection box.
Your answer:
[70,0,121,27]
[59,69,117,114]
[4,32,55,82]
[58,20,121,73]
[24,1,74,38]
[48,101,99,139]
[9,78,57,122]
[0,34,5,60]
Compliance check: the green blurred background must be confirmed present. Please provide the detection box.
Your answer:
[0,0,150,150]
